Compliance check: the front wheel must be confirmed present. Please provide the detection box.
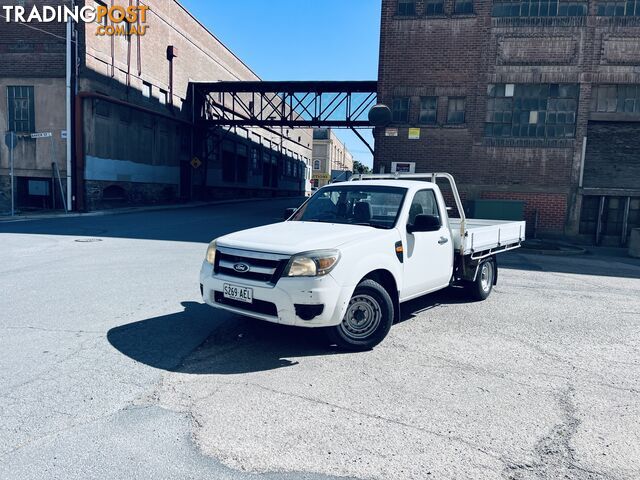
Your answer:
[466,258,495,301]
[326,279,394,351]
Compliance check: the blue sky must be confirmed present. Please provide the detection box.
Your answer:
[179,0,381,167]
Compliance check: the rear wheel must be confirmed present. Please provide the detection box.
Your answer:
[327,279,394,351]
[467,259,495,301]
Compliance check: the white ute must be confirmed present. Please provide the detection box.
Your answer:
[200,173,525,350]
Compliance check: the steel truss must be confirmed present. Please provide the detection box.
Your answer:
[192,81,377,128]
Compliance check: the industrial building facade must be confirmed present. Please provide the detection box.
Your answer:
[0,0,312,213]
[375,0,640,245]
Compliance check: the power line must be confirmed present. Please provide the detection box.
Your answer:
[0,12,77,44]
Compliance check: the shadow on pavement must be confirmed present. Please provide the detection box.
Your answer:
[108,290,475,375]
[398,287,472,324]
[0,198,305,244]
[499,251,640,279]
[107,301,341,375]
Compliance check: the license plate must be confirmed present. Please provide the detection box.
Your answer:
[223,283,253,304]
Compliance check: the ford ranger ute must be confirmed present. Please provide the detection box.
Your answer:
[199,173,525,350]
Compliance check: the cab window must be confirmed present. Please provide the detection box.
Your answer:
[408,189,440,225]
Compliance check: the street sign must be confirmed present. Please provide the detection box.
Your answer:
[61,130,68,139]
[408,128,421,140]
[190,156,202,169]
[4,132,18,150]
[30,132,53,139]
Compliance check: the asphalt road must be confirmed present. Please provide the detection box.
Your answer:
[1,199,639,480]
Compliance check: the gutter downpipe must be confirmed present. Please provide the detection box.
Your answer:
[66,7,73,210]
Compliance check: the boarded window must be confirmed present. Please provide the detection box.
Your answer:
[447,97,466,124]
[419,97,438,125]
[591,85,640,113]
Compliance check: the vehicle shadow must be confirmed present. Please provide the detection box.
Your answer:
[108,291,474,375]
[107,301,341,375]
[398,286,471,324]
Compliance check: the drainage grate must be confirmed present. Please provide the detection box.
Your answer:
[75,238,103,243]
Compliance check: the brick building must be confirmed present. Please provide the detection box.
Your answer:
[0,0,312,213]
[375,0,640,245]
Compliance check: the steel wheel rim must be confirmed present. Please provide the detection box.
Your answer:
[480,262,493,292]
[339,294,382,340]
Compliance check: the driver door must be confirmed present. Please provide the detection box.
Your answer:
[401,189,453,300]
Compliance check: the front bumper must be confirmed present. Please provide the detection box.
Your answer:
[199,261,353,327]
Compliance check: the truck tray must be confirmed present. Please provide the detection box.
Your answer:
[449,218,526,257]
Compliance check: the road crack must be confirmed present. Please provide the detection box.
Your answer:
[502,386,615,480]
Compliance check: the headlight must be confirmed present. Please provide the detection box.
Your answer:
[284,249,340,277]
[205,240,217,265]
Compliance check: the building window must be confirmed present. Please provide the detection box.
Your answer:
[398,0,416,15]
[454,0,474,13]
[95,0,108,26]
[419,97,438,125]
[596,0,640,15]
[447,97,466,124]
[7,86,35,133]
[314,160,321,170]
[492,0,588,16]
[392,97,410,123]
[142,81,151,98]
[485,83,579,138]
[158,88,167,105]
[592,85,640,113]
[426,0,445,15]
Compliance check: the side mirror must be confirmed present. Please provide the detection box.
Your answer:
[407,214,441,234]
[284,207,297,220]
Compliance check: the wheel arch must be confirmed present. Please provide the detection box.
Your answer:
[360,269,400,323]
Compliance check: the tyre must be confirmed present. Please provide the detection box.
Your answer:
[326,279,394,351]
[467,258,495,301]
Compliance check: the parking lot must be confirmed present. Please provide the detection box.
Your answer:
[1,199,639,480]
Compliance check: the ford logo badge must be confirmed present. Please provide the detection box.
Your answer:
[233,263,250,273]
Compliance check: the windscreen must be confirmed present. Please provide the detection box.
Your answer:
[291,185,407,229]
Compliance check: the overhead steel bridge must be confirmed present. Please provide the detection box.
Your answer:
[191,80,378,129]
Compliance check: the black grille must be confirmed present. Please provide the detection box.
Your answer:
[214,291,278,317]
[215,252,289,284]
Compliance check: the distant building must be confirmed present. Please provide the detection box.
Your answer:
[312,128,354,187]
[0,0,312,213]
[375,0,640,246]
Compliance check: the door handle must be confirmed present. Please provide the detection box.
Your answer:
[438,237,449,245]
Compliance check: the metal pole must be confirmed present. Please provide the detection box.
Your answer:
[10,142,14,216]
[66,7,73,211]
[53,162,68,214]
